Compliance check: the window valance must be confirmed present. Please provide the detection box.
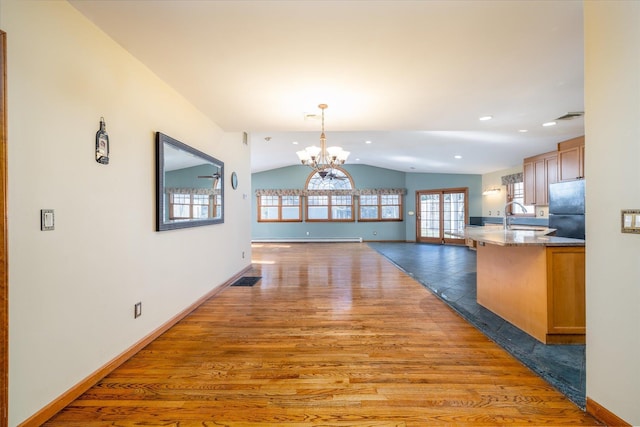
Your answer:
[255,188,407,197]
[166,187,221,196]
[501,173,523,185]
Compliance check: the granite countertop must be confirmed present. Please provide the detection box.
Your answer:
[464,226,585,247]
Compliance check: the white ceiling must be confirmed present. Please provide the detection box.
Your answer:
[69,0,585,175]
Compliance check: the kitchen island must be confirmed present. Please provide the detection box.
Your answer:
[465,227,585,344]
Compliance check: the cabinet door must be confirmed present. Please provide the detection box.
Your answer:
[534,159,546,205]
[558,147,581,181]
[579,144,585,178]
[546,247,585,335]
[546,156,558,186]
[523,161,536,205]
[543,155,558,206]
[557,136,585,182]
[524,152,557,206]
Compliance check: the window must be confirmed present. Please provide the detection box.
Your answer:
[213,193,222,219]
[305,168,355,222]
[331,195,353,220]
[507,182,534,216]
[169,192,215,220]
[359,194,402,221]
[254,167,405,223]
[192,194,210,219]
[306,168,353,191]
[307,195,329,220]
[258,195,302,222]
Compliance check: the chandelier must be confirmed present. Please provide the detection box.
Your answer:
[296,104,350,175]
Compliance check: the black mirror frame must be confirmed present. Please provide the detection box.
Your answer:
[155,132,224,231]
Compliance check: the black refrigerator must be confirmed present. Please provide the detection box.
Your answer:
[548,180,585,239]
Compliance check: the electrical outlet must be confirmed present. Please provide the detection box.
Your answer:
[134,302,142,319]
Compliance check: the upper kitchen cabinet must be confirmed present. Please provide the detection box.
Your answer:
[557,136,585,182]
[523,150,557,206]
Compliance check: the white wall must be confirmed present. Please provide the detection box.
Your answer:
[2,1,252,424]
[585,1,640,424]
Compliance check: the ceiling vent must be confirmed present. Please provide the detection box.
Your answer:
[555,112,584,120]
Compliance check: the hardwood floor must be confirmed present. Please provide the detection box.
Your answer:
[45,243,600,426]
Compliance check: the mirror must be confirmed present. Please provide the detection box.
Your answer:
[156,132,224,231]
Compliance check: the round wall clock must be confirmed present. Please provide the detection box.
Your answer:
[231,171,238,189]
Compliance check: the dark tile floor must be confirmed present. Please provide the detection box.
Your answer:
[368,242,586,409]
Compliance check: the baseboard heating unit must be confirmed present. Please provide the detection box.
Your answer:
[252,237,363,243]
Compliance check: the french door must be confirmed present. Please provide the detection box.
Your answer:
[416,188,468,244]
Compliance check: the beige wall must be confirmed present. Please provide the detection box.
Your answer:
[585,1,640,425]
[482,166,514,219]
[1,1,252,424]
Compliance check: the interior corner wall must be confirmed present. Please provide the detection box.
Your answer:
[584,1,640,424]
[2,1,251,424]
[480,166,516,218]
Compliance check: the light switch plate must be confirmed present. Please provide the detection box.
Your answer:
[41,209,55,231]
[621,209,640,234]
[134,302,142,318]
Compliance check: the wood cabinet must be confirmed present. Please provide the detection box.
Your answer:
[557,136,585,181]
[523,150,557,205]
[465,237,477,251]
[546,247,586,338]
[477,243,585,344]
[523,135,584,204]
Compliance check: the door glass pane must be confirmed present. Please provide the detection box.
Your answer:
[420,193,440,238]
[443,192,465,239]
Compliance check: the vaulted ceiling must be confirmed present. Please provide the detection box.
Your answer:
[70,0,585,175]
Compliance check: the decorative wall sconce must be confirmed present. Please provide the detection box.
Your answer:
[95,116,109,165]
[482,187,501,196]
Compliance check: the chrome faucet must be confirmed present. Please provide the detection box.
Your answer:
[503,201,527,230]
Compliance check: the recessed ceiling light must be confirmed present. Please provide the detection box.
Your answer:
[365,140,372,144]
[542,121,557,127]
[355,158,361,162]
[519,129,528,133]
[292,141,298,145]
[454,155,462,159]
[479,115,493,121]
